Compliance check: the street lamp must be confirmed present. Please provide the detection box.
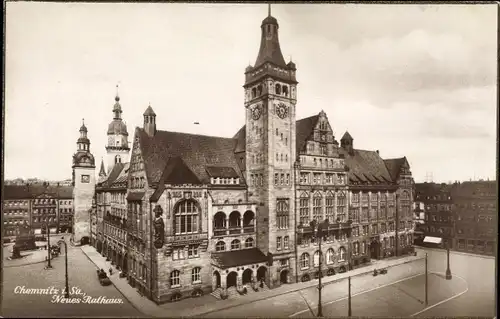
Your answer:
[445,240,452,280]
[310,219,329,318]
[45,223,52,269]
[58,237,70,298]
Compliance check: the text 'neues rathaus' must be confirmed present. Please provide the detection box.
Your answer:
[71,7,415,304]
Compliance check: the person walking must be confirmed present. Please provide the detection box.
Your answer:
[109,267,113,276]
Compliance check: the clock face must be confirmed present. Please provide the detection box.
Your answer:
[252,105,262,120]
[277,103,288,119]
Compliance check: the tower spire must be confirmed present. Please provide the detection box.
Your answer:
[115,84,120,101]
[268,3,271,16]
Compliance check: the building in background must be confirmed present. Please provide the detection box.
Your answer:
[71,120,96,245]
[2,183,73,237]
[452,180,496,256]
[413,180,496,256]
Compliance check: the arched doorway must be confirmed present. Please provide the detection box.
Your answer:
[370,240,380,259]
[242,269,253,285]
[256,266,267,282]
[213,271,221,289]
[280,270,289,284]
[81,236,90,246]
[227,271,237,288]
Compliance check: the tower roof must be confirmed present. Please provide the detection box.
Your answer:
[99,158,106,176]
[79,119,88,133]
[254,5,287,68]
[144,104,156,116]
[341,131,353,141]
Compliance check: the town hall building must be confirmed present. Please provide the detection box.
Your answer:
[76,7,415,304]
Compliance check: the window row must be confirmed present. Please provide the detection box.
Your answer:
[32,217,55,223]
[251,153,264,164]
[59,208,73,213]
[298,232,349,246]
[299,247,347,269]
[129,177,146,189]
[210,177,239,185]
[130,155,144,172]
[172,245,200,260]
[4,220,28,225]
[299,172,345,185]
[33,198,56,205]
[32,208,56,215]
[276,236,290,250]
[275,153,289,163]
[111,192,126,204]
[274,173,291,186]
[215,238,254,252]
[250,173,264,187]
[170,267,202,287]
[3,211,28,216]
[5,200,30,206]
[352,192,396,203]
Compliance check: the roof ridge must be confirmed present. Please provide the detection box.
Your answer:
[155,129,236,141]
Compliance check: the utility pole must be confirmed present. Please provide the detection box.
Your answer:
[425,253,428,307]
[395,193,399,257]
[59,238,70,298]
[348,276,352,316]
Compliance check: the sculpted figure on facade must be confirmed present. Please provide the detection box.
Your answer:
[153,205,165,248]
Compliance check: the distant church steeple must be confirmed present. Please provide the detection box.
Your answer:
[143,103,156,137]
[106,85,130,173]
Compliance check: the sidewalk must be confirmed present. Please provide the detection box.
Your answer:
[81,245,421,318]
[4,244,58,268]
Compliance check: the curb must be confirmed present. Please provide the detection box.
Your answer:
[414,246,495,259]
[80,246,149,318]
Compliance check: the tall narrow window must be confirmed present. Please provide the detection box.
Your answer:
[277,199,289,229]
[174,199,200,235]
[299,193,310,226]
[313,193,322,222]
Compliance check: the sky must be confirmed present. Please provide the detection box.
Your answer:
[4,3,497,183]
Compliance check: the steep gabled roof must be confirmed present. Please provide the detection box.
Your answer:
[340,148,394,184]
[296,115,319,154]
[137,128,243,185]
[233,125,246,154]
[384,157,407,181]
[110,162,130,187]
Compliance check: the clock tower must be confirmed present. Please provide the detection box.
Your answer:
[72,119,96,246]
[244,5,298,287]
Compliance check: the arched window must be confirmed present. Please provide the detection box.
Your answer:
[282,85,289,97]
[214,212,226,229]
[192,267,201,284]
[229,211,241,228]
[257,85,263,96]
[245,237,254,248]
[215,241,226,252]
[231,239,241,250]
[326,248,335,264]
[251,88,256,98]
[300,253,310,269]
[174,199,200,235]
[170,270,180,287]
[338,247,346,261]
[275,83,282,95]
[313,251,321,267]
[243,211,255,227]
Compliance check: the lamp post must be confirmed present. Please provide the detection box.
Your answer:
[425,253,428,306]
[58,238,70,298]
[348,276,352,317]
[445,240,452,280]
[46,223,52,269]
[310,219,328,318]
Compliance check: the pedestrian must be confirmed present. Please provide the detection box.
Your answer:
[109,267,113,276]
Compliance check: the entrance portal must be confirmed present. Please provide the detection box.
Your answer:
[256,266,267,282]
[227,271,237,288]
[280,270,289,284]
[242,269,253,285]
[81,236,90,246]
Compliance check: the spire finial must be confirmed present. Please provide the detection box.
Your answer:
[115,84,120,102]
[268,3,271,17]
[82,118,85,126]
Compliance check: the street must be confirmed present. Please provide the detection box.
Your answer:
[412,247,495,317]
[197,255,465,318]
[2,241,143,318]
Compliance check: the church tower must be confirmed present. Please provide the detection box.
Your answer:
[72,119,96,245]
[244,5,297,287]
[106,86,130,172]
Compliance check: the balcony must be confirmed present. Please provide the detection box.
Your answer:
[213,225,255,237]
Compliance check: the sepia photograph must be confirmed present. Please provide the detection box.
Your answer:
[1,1,497,318]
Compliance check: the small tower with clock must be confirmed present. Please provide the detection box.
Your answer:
[106,86,130,173]
[72,119,96,246]
[244,5,298,287]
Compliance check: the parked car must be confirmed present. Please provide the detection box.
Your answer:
[96,269,112,286]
